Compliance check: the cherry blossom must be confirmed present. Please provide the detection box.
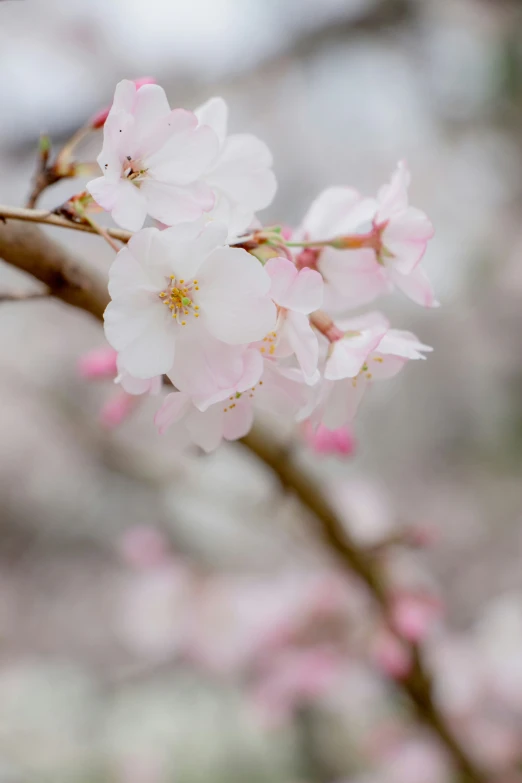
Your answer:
[195,96,277,239]
[87,80,219,230]
[104,220,276,379]
[264,256,324,384]
[301,325,432,429]
[155,359,306,451]
[298,161,436,311]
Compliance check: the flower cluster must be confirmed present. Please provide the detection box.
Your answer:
[89,80,436,452]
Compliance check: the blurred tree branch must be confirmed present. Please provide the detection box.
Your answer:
[0,217,488,783]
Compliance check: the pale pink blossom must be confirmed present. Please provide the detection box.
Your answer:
[301,325,432,428]
[78,346,118,379]
[87,79,219,230]
[115,357,162,396]
[324,311,390,381]
[105,220,276,379]
[298,162,436,311]
[303,421,356,457]
[263,256,323,384]
[195,96,277,238]
[155,359,305,452]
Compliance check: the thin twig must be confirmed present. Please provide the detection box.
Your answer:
[0,204,131,243]
[80,211,122,253]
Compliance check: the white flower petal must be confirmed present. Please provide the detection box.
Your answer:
[139,180,206,226]
[199,247,276,344]
[110,180,148,231]
[147,124,219,185]
[195,96,228,145]
[206,133,277,212]
[110,306,176,378]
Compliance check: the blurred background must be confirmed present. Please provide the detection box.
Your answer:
[1,0,522,781]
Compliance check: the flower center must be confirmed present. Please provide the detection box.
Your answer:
[223,381,264,413]
[121,156,148,185]
[158,275,201,326]
[260,330,278,356]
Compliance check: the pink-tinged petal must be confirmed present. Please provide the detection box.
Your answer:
[285,311,319,385]
[111,181,148,231]
[318,248,392,311]
[199,247,276,344]
[324,314,389,381]
[155,392,191,435]
[186,405,224,452]
[117,360,162,396]
[367,354,407,380]
[376,159,410,221]
[139,180,205,226]
[206,133,277,211]
[255,360,309,417]
[195,96,228,145]
[322,377,367,428]
[377,329,433,361]
[265,256,298,305]
[169,334,259,406]
[147,124,219,185]
[266,258,323,313]
[388,265,439,308]
[223,398,254,441]
[135,108,198,163]
[287,267,323,313]
[382,207,434,274]
[131,83,171,139]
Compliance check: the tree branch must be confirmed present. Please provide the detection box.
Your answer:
[0,216,488,783]
[0,220,109,320]
[0,204,131,243]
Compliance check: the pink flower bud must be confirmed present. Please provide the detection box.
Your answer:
[90,77,157,129]
[78,346,118,379]
[99,392,137,429]
[391,592,443,643]
[372,629,412,679]
[304,421,356,457]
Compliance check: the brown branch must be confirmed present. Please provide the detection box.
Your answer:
[0,220,109,320]
[0,204,131,243]
[240,427,487,783]
[0,214,488,783]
